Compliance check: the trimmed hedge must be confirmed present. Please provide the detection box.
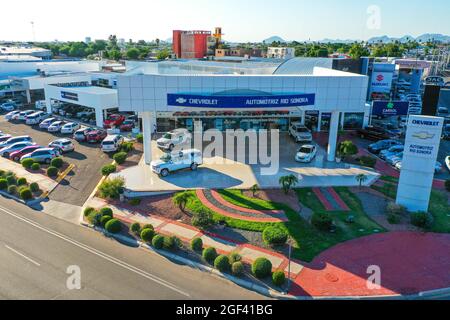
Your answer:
[411,212,433,229]
[99,207,113,218]
[231,261,244,277]
[100,215,113,227]
[191,237,203,252]
[136,133,143,143]
[20,188,33,201]
[228,252,242,264]
[105,219,122,234]
[120,141,134,153]
[311,212,333,231]
[140,228,155,243]
[130,222,141,235]
[214,255,231,272]
[163,236,180,251]
[152,235,164,249]
[47,166,59,177]
[87,211,103,226]
[262,227,288,246]
[8,185,18,195]
[83,207,96,217]
[31,163,41,171]
[6,175,16,186]
[359,156,377,168]
[17,177,27,186]
[101,164,117,176]
[272,271,286,286]
[21,158,34,169]
[142,224,154,231]
[202,247,218,264]
[113,152,127,165]
[251,257,272,279]
[50,157,64,169]
[0,179,7,190]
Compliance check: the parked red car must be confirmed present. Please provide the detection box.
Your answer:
[86,129,108,143]
[103,114,126,129]
[119,119,136,132]
[9,145,42,162]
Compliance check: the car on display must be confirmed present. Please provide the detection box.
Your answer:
[61,122,81,134]
[0,136,33,149]
[151,149,203,177]
[386,152,404,166]
[295,145,318,163]
[48,139,75,154]
[85,129,107,143]
[47,121,67,133]
[103,114,126,129]
[39,117,57,130]
[0,134,12,143]
[9,144,42,162]
[20,148,60,164]
[289,122,313,143]
[73,127,96,142]
[5,110,21,120]
[368,139,402,154]
[16,110,35,121]
[379,145,404,160]
[0,102,16,112]
[157,129,192,152]
[0,142,35,158]
[395,161,442,173]
[25,111,48,125]
[356,126,392,141]
[101,135,124,153]
[76,109,95,119]
[119,119,136,132]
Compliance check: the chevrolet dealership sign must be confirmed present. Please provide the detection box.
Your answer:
[396,115,444,212]
[167,93,315,108]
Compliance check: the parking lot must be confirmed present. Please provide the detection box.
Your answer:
[0,112,113,206]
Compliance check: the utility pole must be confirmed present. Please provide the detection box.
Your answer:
[30,21,36,42]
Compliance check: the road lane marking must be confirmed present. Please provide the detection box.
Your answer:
[0,205,190,298]
[4,245,41,267]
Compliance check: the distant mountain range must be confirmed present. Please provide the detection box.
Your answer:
[263,36,286,44]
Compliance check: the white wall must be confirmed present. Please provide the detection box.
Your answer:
[44,85,118,109]
[0,60,101,78]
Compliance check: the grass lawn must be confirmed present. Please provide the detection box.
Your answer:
[185,188,385,262]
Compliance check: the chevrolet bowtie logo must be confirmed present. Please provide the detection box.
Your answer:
[412,131,435,140]
[176,97,187,104]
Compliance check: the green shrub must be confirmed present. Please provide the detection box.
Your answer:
[311,212,333,231]
[191,208,214,229]
[98,177,125,200]
[101,164,117,176]
[338,140,358,159]
[359,156,377,168]
[113,152,127,165]
[231,261,244,277]
[105,219,122,234]
[0,170,4,177]
[6,175,16,186]
[262,227,288,246]
[140,228,155,243]
[228,252,242,264]
[0,179,7,190]
[251,257,272,279]
[31,163,41,171]
[386,202,406,216]
[47,166,59,177]
[83,207,96,217]
[8,185,18,195]
[21,158,34,169]
[142,224,154,231]
[50,157,64,168]
[163,236,180,251]
[445,179,450,192]
[411,212,433,229]
[88,211,103,226]
[130,222,141,235]
[128,198,141,206]
[120,141,134,153]
[272,271,286,286]
[29,182,40,193]
[152,235,164,249]
[387,213,401,224]
[191,237,203,252]
[19,188,33,201]
[99,207,113,218]
[17,177,27,186]
[214,255,231,272]
[136,133,143,143]
[202,247,218,264]
[100,215,112,227]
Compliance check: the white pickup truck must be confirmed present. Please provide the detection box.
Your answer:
[157,128,192,151]
[151,149,203,177]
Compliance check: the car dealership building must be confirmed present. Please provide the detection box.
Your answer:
[117,58,370,165]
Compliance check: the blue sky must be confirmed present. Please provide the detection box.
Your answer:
[1,0,449,42]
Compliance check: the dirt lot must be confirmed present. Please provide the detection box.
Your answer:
[0,115,112,206]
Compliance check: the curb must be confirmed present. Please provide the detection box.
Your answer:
[0,189,47,207]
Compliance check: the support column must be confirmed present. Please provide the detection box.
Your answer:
[317,112,322,132]
[45,97,52,114]
[26,90,31,104]
[300,110,306,125]
[142,111,153,165]
[327,111,340,162]
[95,108,104,128]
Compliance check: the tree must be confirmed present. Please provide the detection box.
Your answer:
[356,174,368,188]
[250,184,260,197]
[126,47,140,60]
[348,43,370,59]
[338,140,358,160]
[173,191,192,214]
[279,174,299,195]
[156,49,170,60]
[108,49,122,61]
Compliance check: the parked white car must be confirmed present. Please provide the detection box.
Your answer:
[16,110,35,121]
[5,110,21,121]
[0,141,35,158]
[157,129,191,151]
[61,122,81,134]
[295,145,318,163]
[289,122,313,143]
[48,139,75,153]
[48,121,67,133]
[26,111,48,125]
[0,136,33,149]
[101,135,124,153]
[39,117,57,130]
[151,149,203,177]
[0,102,16,112]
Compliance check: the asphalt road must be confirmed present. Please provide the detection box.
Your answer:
[0,197,264,300]
[0,115,112,205]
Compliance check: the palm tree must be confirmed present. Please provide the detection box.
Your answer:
[173,191,192,215]
[279,175,299,195]
[250,184,260,197]
[356,174,368,188]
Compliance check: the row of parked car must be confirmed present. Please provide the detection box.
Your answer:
[368,139,443,173]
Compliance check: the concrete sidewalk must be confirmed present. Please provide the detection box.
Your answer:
[0,156,58,193]
[85,196,305,279]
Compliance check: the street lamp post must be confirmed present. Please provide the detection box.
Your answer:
[287,237,293,293]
